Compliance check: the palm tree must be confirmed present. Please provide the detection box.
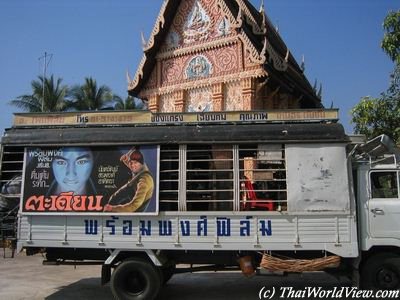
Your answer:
[9,75,69,112]
[113,95,144,110]
[69,77,116,110]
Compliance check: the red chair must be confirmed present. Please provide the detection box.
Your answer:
[241,178,274,211]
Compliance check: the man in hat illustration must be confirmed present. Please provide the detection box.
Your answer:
[104,147,154,212]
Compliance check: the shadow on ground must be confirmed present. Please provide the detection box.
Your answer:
[45,278,113,300]
[43,272,351,300]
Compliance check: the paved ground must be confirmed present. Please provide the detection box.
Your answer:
[0,249,351,300]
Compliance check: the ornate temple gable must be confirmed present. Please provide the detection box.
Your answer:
[136,0,270,100]
[129,0,322,109]
[130,0,269,94]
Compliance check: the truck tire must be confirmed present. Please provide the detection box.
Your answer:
[110,258,161,300]
[361,253,400,290]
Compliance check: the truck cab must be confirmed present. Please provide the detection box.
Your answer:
[353,135,400,289]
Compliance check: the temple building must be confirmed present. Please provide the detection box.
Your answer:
[127,0,322,113]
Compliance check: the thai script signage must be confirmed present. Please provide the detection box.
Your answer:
[13,110,339,127]
[84,216,273,238]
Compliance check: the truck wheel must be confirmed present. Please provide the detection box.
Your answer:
[110,258,161,300]
[361,253,400,290]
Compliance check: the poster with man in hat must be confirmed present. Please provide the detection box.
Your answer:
[104,147,156,213]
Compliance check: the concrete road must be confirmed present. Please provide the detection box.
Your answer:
[0,249,351,300]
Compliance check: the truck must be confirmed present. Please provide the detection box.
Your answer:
[0,109,399,300]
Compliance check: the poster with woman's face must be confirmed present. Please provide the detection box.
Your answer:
[22,145,159,214]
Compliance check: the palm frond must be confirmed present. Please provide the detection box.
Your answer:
[9,75,69,112]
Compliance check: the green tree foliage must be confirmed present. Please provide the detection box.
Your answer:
[113,95,144,110]
[382,11,400,65]
[9,75,136,113]
[351,10,400,143]
[351,96,399,143]
[9,75,69,112]
[69,77,116,110]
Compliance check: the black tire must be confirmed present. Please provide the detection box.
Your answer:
[111,258,161,300]
[361,253,400,290]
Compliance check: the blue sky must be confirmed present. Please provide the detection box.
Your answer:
[0,0,398,134]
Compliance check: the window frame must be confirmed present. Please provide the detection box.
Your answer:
[369,170,400,199]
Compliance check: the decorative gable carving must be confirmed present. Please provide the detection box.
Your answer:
[224,81,243,110]
[160,0,237,54]
[159,93,176,112]
[185,55,213,79]
[187,86,213,112]
[183,0,212,44]
[159,42,241,88]
[216,17,231,37]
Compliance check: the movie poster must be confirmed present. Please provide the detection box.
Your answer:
[22,145,159,214]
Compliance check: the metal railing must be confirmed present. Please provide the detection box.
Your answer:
[158,144,287,212]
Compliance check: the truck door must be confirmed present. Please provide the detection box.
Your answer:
[368,170,400,239]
